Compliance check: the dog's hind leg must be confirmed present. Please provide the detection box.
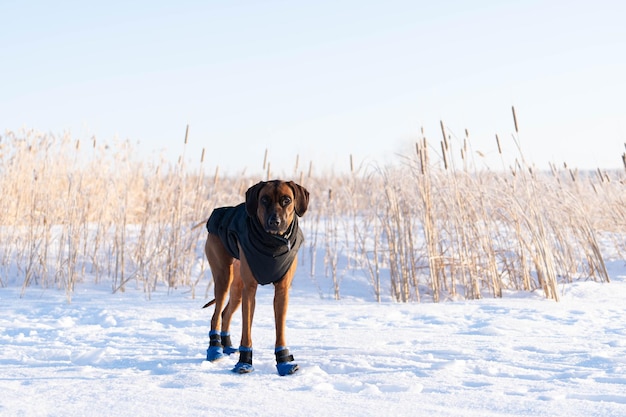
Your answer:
[219,260,243,355]
[205,234,234,362]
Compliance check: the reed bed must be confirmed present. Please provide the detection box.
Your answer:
[1,120,624,303]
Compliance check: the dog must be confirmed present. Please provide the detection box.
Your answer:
[202,180,309,375]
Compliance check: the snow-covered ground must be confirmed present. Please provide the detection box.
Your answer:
[1,257,626,416]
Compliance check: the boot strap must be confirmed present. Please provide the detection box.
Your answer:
[275,348,294,363]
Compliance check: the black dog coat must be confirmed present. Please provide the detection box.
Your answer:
[206,203,303,285]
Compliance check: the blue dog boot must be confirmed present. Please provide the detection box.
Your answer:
[220,332,238,355]
[206,331,225,362]
[275,347,299,376]
[232,347,254,374]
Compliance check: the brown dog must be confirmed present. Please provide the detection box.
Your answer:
[203,180,309,375]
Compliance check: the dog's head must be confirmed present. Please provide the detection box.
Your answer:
[245,180,309,235]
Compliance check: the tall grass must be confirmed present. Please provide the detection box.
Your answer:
[0,129,243,301]
[1,120,624,303]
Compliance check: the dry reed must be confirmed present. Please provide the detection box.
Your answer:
[1,121,623,303]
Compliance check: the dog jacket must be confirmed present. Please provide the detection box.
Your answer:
[206,203,303,285]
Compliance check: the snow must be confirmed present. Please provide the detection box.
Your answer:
[2,254,626,416]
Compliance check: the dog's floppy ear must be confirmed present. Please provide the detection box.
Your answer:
[288,181,309,217]
[245,181,266,217]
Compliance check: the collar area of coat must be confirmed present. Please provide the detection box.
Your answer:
[206,203,303,285]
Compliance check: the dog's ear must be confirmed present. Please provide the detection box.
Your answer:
[245,181,266,217]
[288,181,309,217]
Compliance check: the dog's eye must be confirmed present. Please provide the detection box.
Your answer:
[280,197,292,207]
[260,196,270,206]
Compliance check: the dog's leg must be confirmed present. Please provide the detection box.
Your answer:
[232,250,257,373]
[273,275,291,348]
[219,260,243,355]
[273,257,299,376]
[205,234,234,362]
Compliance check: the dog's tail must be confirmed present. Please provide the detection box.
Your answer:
[202,299,216,309]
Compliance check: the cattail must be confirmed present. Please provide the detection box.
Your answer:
[184,125,189,145]
[440,121,449,150]
[416,141,424,175]
[420,137,428,175]
[512,106,519,133]
[5,124,616,303]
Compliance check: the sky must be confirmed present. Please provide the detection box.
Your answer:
[1,0,625,175]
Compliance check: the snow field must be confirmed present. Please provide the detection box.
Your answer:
[2,260,626,417]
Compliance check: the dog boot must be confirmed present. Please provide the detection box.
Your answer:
[220,332,238,355]
[232,346,254,374]
[275,347,299,376]
[206,331,225,362]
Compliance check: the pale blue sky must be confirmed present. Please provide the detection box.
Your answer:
[2,0,625,175]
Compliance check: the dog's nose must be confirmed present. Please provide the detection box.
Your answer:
[268,214,281,228]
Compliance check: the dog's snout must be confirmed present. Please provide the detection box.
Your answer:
[268,213,281,228]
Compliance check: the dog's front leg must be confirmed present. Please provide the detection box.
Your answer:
[240,277,257,348]
[273,258,299,376]
[273,271,292,348]
[232,250,257,373]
